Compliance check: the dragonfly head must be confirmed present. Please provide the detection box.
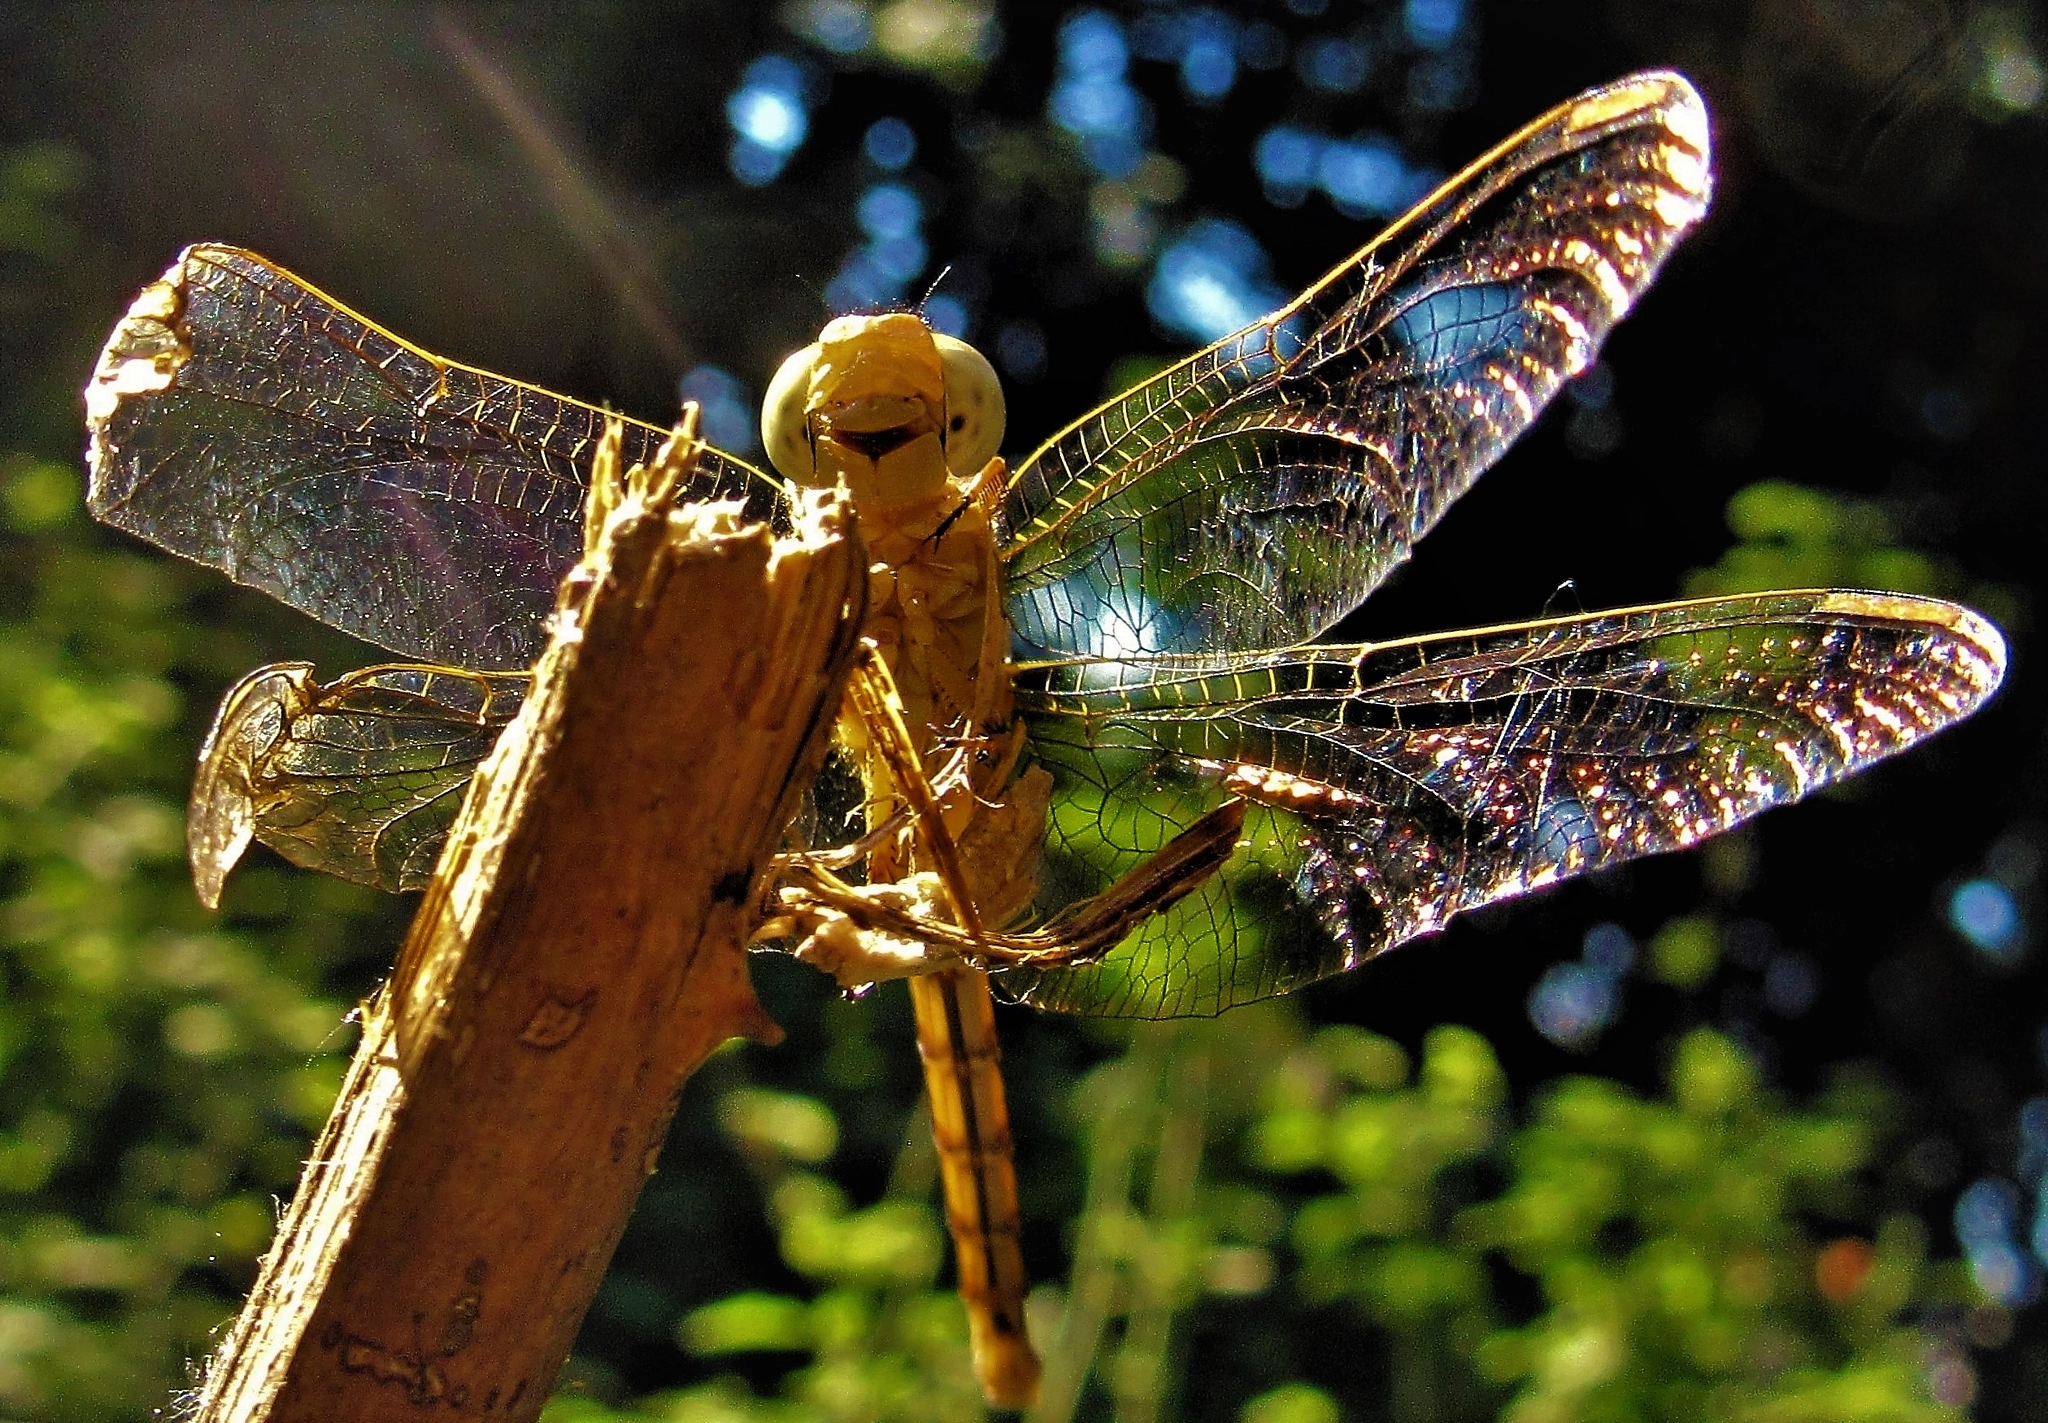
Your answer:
[762,312,1005,506]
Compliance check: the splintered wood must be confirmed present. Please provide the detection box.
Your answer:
[194,416,865,1423]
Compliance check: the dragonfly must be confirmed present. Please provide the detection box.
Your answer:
[82,72,2005,1408]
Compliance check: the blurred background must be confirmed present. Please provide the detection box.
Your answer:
[1,1,2045,1419]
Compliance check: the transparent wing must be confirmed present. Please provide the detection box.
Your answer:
[999,591,2005,1018]
[187,658,870,906]
[85,244,787,670]
[1001,71,1712,658]
[189,663,530,904]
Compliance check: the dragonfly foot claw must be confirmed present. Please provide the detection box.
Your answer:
[780,871,959,990]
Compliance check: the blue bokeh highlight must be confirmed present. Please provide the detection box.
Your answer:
[996,320,1047,380]
[726,55,814,186]
[1297,35,1371,94]
[923,293,969,338]
[1527,962,1617,1052]
[1049,10,1151,179]
[1145,218,1287,343]
[794,0,870,54]
[828,181,937,314]
[1254,124,1436,219]
[677,365,759,458]
[1528,921,1637,1051]
[1951,877,2025,962]
[1957,1176,2042,1307]
[1404,0,1464,50]
[863,116,917,171]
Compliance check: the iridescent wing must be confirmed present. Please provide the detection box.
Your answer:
[187,657,881,905]
[188,662,528,906]
[999,592,2005,1018]
[85,244,787,671]
[1001,71,1711,658]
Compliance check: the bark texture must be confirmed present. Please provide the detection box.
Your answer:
[195,427,862,1422]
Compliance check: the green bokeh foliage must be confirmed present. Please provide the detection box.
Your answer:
[541,1014,1967,1422]
[0,2,2018,1414]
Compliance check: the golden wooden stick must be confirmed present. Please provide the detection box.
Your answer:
[190,413,866,1423]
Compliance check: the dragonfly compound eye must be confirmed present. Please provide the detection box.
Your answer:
[934,334,1005,479]
[762,340,824,483]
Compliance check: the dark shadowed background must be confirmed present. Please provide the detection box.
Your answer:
[0,2,2043,1419]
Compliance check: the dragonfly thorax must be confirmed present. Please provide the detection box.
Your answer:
[761,312,1004,508]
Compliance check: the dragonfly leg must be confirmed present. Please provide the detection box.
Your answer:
[839,640,986,935]
[768,795,1246,985]
[765,720,990,883]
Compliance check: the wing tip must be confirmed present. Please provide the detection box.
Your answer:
[1813,589,2009,691]
[1564,71,1713,217]
[83,251,201,511]
[1568,71,1708,145]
